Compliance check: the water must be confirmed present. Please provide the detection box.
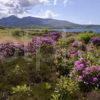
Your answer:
[52,28,100,33]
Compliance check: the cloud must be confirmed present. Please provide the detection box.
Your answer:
[54,0,58,5]
[63,0,71,6]
[43,10,58,18]
[17,9,58,19]
[53,0,71,6]
[0,0,49,18]
[34,9,58,19]
[63,0,69,5]
[0,0,59,19]
[63,0,74,6]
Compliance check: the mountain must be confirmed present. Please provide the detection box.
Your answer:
[0,15,79,28]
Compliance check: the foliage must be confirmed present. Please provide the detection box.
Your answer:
[12,30,26,37]
[0,31,100,99]
[74,58,100,92]
[12,84,31,94]
[77,32,95,43]
[57,37,75,47]
[51,77,79,100]
[90,37,100,46]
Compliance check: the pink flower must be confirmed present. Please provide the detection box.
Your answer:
[93,77,98,82]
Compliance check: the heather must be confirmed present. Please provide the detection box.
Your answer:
[0,29,100,100]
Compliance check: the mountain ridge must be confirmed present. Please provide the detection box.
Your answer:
[0,15,100,29]
[0,15,79,28]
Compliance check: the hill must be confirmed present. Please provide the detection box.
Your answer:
[0,15,79,28]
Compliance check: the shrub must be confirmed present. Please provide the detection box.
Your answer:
[51,77,79,100]
[74,58,100,92]
[77,32,95,43]
[12,30,26,37]
[12,84,31,94]
[90,37,100,46]
[57,37,74,47]
[42,28,49,34]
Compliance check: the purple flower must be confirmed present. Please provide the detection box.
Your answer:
[47,32,60,40]
[0,42,26,58]
[41,36,55,45]
[68,49,78,57]
[27,32,59,54]
[93,77,98,82]
[74,61,81,66]
[76,65,100,85]
[74,58,88,71]
[90,37,100,46]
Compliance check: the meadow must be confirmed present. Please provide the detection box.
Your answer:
[0,27,100,100]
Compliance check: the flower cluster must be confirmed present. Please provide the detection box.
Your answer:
[0,42,26,59]
[74,58,88,71]
[47,32,60,40]
[72,41,87,51]
[90,37,100,46]
[68,49,78,57]
[28,36,54,54]
[74,58,100,86]
[0,32,60,57]
[0,42,15,58]
[79,66,100,85]
[28,32,59,54]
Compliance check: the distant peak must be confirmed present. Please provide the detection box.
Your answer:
[8,15,18,18]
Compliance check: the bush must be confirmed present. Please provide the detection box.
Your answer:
[12,30,26,37]
[51,77,79,100]
[77,32,95,43]
[90,37,100,46]
[12,84,31,94]
[57,37,75,47]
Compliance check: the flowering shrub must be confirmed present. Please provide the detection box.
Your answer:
[47,32,60,41]
[82,66,100,85]
[90,37,100,46]
[72,41,87,51]
[27,32,59,54]
[0,32,60,57]
[74,58,89,71]
[74,58,100,92]
[0,42,25,59]
[0,42,15,58]
[67,48,78,58]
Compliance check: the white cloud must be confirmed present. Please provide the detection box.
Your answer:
[53,0,71,6]
[64,0,75,7]
[17,9,58,19]
[33,10,58,19]
[0,0,60,19]
[0,0,49,18]
[43,10,58,18]
[54,0,58,5]
[63,0,71,6]
[63,0,69,5]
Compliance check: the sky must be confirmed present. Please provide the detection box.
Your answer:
[0,0,100,24]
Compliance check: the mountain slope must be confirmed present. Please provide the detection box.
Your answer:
[0,15,79,28]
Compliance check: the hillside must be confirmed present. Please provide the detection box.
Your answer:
[0,15,79,28]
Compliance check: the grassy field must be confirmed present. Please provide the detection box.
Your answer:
[0,28,49,44]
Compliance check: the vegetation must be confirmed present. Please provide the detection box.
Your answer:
[0,28,100,100]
